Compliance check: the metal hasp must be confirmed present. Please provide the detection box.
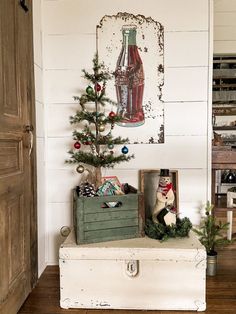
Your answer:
[125,260,139,277]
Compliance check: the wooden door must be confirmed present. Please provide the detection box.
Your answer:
[0,1,37,313]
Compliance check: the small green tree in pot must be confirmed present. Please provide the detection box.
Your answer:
[193,202,231,276]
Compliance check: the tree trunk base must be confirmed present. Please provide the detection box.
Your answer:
[86,167,102,189]
[94,167,102,189]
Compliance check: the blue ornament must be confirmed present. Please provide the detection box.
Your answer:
[121,146,128,154]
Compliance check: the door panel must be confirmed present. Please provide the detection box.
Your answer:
[0,0,21,128]
[0,1,37,313]
[9,194,25,282]
[2,0,19,118]
[0,135,23,176]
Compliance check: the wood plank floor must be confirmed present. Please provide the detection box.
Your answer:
[18,248,236,314]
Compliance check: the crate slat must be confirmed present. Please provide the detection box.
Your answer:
[73,190,144,244]
[84,209,138,223]
[82,194,138,213]
[84,226,138,241]
[84,218,139,232]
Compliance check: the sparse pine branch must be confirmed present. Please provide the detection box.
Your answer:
[82,70,112,84]
[82,55,112,84]
[99,97,116,107]
[70,111,96,124]
[72,128,95,144]
[70,111,123,126]
[74,89,116,108]
[192,202,233,253]
[66,150,134,168]
[92,136,129,146]
[105,136,129,145]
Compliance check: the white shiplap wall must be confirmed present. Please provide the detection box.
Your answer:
[33,0,47,276]
[214,0,236,53]
[41,0,212,264]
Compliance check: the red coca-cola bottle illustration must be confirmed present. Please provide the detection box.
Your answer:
[115,25,145,127]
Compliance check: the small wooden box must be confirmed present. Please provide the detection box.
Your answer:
[60,231,206,311]
[73,191,144,244]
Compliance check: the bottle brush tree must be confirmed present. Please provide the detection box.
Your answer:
[66,54,134,188]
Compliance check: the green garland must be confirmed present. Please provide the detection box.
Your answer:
[145,217,192,242]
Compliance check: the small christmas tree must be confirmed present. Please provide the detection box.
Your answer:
[66,54,134,188]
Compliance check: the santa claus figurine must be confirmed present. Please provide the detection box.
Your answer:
[152,169,177,226]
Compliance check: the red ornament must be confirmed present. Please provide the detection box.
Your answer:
[74,142,81,149]
[109,111,116,118]
[95,83,102,92]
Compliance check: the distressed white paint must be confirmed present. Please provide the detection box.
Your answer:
[59,231,206,311]
[39,0,212,264]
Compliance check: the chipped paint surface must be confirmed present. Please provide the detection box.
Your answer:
[97,12,164,144]
[60,232,206,310]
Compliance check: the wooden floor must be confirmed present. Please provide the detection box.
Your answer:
[18,248,236,314]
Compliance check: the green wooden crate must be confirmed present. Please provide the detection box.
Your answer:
[73,190,145,244]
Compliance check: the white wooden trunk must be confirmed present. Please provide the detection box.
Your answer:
[59,231,206,311]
